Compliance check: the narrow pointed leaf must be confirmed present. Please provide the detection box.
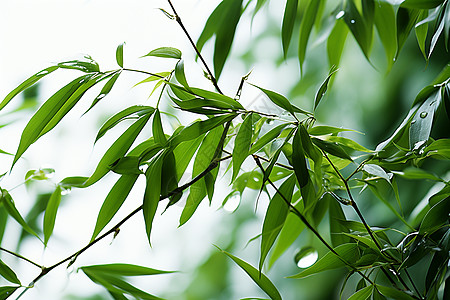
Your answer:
[0,286,18,299]
[81,263,175,276]
[232,113,252,180]
[85,71,121,114]
[0,260,20,284]
[314,69,337,110]
[116,43,124,68]
[299,0,321,73]
[396,8,420,58]
[143,47,182,59]
[43,185,62,246]
[419,196,450,235]
[57,55,100,72]
[281,0,298,58]
[152,109,167,146]
[327,19,349,68]
[175,59,189,88]
[401,0,445,9]
[218,248,282,300]
[415,10,429,60]
[249,123,290,155]
[409,90,440,149]
[376,285,415,300]
[344,0,372,61]
[375,2,397,70]
[347,285,373,300]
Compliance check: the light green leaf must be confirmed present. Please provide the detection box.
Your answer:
[95,106,155,142]
[323,136,373,153]
[218,248,282,300]
[299,0,321,73]
[173,136,204,180]
[133,72,170,88]
[43,185,62,246]
[85,71,122,114]
[281,0,298,58]
[91,174,139,241]
[327,19,349,68]
[347,285,373,300]
[175,59,189,89]
[249,123,290,155]
[116,42,124,68]
[152,109,167,146]
[57,55,100,73]
[376,284,416,300]
[363,164,390,182]
[143,47,182,59]
[81,263,174,276]
[232,113,253,181]
[84,113,151,187]
[0,188,39,239]
[0,260,20,285]
[419,196,450,235]
[401,0,445,9]
[314,69,338,110]
[0,66,59,111]
[288,243,359,278]
[308,125,358,136]
[260,174,296,271]
[110,156,142,175]
[374,1,397,70]
[143,153,164,245]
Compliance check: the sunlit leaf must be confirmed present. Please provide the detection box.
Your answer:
[143,47,182,59]
[85,71,121,114]
[249,123,290,155]
[363,164,390,182]
[232,113,252,181]
[175,59,189,89]
[260,174,296,271]
[374,1,397,70]
[281,0,298,58]
[314,68,338,110]
[288,243,359,278]
[116,42,125,68]
[152,109,167,146]
[81,263,175,276]
[218,247,282,300]
[91,174,139,241]
[299,0,321,73]
[327,19,349,68]
[43,185,62,246]
[0,260,20,284]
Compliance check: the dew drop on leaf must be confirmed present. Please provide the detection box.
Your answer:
[36,70,50,76]
[411,120,416,124]
[350,19,355,24]
[336,11,345,19]
[294,247,318,268]
[420,112,428,118]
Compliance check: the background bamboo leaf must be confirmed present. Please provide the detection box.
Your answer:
[43,185,62,246]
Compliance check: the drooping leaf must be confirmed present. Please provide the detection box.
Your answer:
[249,123,290,155]
[142,47,182,59]
[376,284,416,300]
[260,174,296,271]
[85,71,122,114]
[116,42,125,68]
[133,72,170,88]
[396,7,420,58]
[95,106,155,142]
[344,0,373,61]
[409,90,440,149]
[232,113,253,181]
[347,285,373,300]
[299,0,321,73]
[419,197,450,235]
[143,153,164,245]
[218,248,282,300]
[175,59,189,89]
[401,0,445,9]
[288,243,359,278]
[314,69,338,110]
[281,0,298,58]
[152,109,167,146]
[81,263,175,276]
[327,18,349,68]
[309,125,359,136]
[374,1,397,70]
[312,137,353,161]
[329,196,352,247]
[57,55,100,73]
[172,136,204,180]
[91,174,139,241]
[84,113,151,187]
[0,260,20,284]
[43,185,62,246]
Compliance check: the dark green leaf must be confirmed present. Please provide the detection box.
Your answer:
[344,0,372,61]
[347,285,373,300]
[0,286,18,300]
[396,8,420,58]
[232,114,253,180]
[314,69,338,110]
[110,156,142,175]
[299,0,321,73]
[312,137,353,161]
[0,260,20,284]
[95,105,155,142]
[175,59,189,89]
[143,47,182,59]
[308,125,358,136]
[218,248,282,300]
[152,109,167,146]
[0,66,59,111]
[329,196,352,247]
[288,243,359,278]
[173,136,204,180]
[43,185,62,246]
[415,10,429,60]
[260,174,296,271]
[281,0,298,58]
[84,113,151,187]
[116,43,124,68]
[91,174,139,241]
[419,197,450,235]
[376,285,415,300]
[401,0,445,9]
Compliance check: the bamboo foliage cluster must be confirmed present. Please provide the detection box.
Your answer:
[0,0,450,299]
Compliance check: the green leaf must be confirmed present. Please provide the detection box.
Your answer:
[0,286,19,299]
[329,197,352,247]
[43,185,62,246]
[0,260,20,284]
[110,156,142,175]
[179,127,223,225]
[393,167,443,182]
[57,55,100,73]
[59,176,89,189]
[298,0,321,73]
[142,47,182,59]
[173,136,204,180]
[25,168,55,181]
[327,19,349,68]
[415,10,429,60]
[133,72,170,87]
[143,153,165,245]
[218,248,282,300]
[401,0,445,9]
[376,285,415,300]
[288,243,359,278]
[363,164,390,182]
[344,0,373,61]
[175,59,189,89]
[281,0,298,58]
[292,127,310,188]
[312,137,353,161]
[152,109,167,146]
[0,66,59,111]
[314,69,338,110]
[260,174,296,271]
[396,8,420,58]
[84,113,151,187]
[116,42,125,68]
[213,0,243,79]
[161,151,180,205]
[309,125,358,136]
[0,188,39,239]
[81,263,174,276]
[91,174,139,241]
[374,1,397,70]
[249,123,290,155]
[409,90,440,149]
[95,105,155,142]
[419,196,450,235]
[323,136,373,153]
[85,71,121,114]
[347,285,373,300]
[232,114,253,181]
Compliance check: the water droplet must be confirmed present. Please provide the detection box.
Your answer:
[393,58,396,62]
[295,247,318,268]
[350,19,355,24]
[223,193,240,212]
[96,93,106,100]
[336,11,345,19]
[36,70,49,76]
[411,120,416,124]
[420,112,428,118]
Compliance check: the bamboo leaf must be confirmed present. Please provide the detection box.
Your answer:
[249,123,290,155]
[281,0,298,58]
[419,196,450,235]
[0,286,18,299]
[43,185,62,246]
[299,0,321,73]
[142,47,182,59]
[396,8,420,58]
[81,263,175,276]
[314,69,338,110]
[85,71,122,114]
[218,247,282,300]
[116,42,125,68]
[152,109,167,146]
[232,113,253,181]
[401,0,445,9]
[347,285,373,300]
[175,59,189,89]
[374,1,397,70]
[0,260,20,285]
[327,19,349,68]
[344,0,372,61]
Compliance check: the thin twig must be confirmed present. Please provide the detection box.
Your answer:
[0,247,43,269]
